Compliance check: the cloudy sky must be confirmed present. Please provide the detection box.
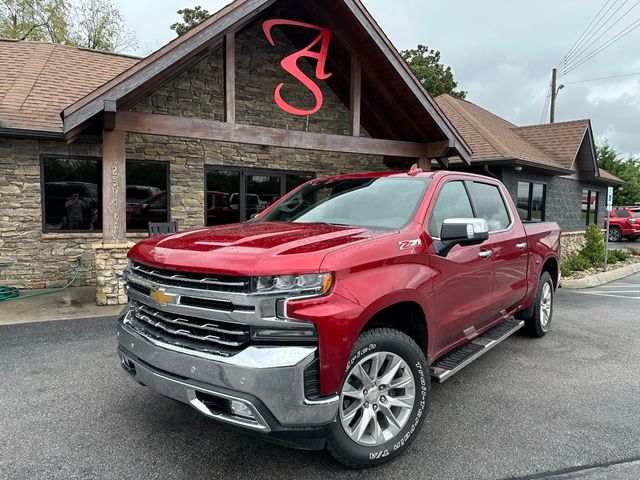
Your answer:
[116,0,640,157]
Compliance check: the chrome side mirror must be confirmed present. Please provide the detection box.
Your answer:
[438,218,489,256]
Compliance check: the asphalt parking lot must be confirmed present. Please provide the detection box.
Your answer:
[1,274,639,480]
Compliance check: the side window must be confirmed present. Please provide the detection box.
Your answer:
[468,182,511,231]
[428,181,475,237]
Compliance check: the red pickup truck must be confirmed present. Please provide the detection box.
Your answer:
[118,168,560,468]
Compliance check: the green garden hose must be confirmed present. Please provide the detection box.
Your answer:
[0,257,82,303]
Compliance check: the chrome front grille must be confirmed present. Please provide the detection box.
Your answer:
[126,301,251,356]
[130,262,251,293]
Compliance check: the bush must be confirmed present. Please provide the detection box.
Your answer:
[561,254,592,277]
[609,248,631,264]
[581,224,605,266]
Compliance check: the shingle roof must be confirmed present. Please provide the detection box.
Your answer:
[434,94,625,185]
[515,120,590,169]
[598,168,625,185]
[435,94,575,171]
[0,39,139,133]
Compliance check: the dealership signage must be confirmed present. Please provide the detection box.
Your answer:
[263,20,333,116]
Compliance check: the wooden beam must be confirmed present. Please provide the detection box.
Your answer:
[418,158,432,172]
[349,54,362,137]
[116,111,436,158]
[103,99,117,131]
[224,32,236,123]
[102,129,126,244]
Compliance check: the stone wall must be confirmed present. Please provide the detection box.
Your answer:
[500,168,608,232]
[560,231,587,259]
[0,138,103,289]
[94,243,133,306]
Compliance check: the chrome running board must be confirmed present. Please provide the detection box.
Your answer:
[429,318,524,383]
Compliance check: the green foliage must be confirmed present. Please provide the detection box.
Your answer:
[597,141,640,206]
[72,0,136,52]
[0,0,135,52]
[608,248,631,264]
[401,45,466,99]
[560,254,591,277]
[0,0,68,42]
[581,224,605,266]
[170,6,210,36]
[560,224,634,276]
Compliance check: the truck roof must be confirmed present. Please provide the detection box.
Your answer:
[317,168,493,183]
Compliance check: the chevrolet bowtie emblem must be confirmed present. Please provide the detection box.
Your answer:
[149,289,176,307]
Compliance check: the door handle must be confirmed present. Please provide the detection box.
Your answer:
[516,242,528,250]
[478,250,493,258]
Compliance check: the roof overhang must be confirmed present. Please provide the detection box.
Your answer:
[61,0,471,164]
[472,158,574,176]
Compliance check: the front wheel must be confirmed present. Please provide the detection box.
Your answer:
[609,227,622,242]
[524,272,554,338]
[326,328,429,468]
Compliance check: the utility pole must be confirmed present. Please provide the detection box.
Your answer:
[550,68,557,124]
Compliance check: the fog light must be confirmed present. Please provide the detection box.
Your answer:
[230,400,255,420]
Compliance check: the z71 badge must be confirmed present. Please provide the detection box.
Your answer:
[399,239,422,251]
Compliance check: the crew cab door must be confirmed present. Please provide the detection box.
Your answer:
[427,180,495,354]
[467,181,529,322]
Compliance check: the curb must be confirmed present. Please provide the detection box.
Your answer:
[561,262,640,289]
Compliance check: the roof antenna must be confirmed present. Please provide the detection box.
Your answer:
[408,164,422,176]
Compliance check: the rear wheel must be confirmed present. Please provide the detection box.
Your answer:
[524,272,554,338]
[326,328,429,468]
[609,226,622,242]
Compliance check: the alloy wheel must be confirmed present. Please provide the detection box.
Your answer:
[540,282,552,331]
[339,351,415,446]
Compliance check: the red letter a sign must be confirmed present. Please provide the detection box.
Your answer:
[263,19,333,116]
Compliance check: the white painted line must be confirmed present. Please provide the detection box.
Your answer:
[577,292,640,300]
[587,290,640,294]
[597,284,639,288]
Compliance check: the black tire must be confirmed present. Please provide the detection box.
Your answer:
[609,226,622,242]
[524,272,554,338]
[326,328,429,468]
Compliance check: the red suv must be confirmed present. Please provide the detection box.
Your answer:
[606,207,640,242]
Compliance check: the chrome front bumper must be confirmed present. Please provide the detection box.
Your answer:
[117,318,339,432]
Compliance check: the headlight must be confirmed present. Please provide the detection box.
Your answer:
[252,273,334,296]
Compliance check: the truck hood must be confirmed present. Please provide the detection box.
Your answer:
[128,222,390,276]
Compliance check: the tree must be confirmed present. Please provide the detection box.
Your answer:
[0,0,136,53]
[597,141,640,206]
[401,44,466,99]
[72,0,136,52]
[0,0,69,42]
[170,6,209,36]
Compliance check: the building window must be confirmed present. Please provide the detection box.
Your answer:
[517,182,546,222]
[205,167,314,226]
[42,156,102,232]
[126,160,170,231]
[582,189,599,225]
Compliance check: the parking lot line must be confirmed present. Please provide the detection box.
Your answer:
[576,291,640,300]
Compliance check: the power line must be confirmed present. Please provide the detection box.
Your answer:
[539,84,552,124]
[563,71,640,84]
[560,0,640,74]
[557,0,616,68]
[562,15,640,76]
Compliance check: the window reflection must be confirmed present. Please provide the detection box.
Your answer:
[42,157,102,232]
[125,161,170,231]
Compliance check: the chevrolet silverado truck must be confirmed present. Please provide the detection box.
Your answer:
[118,167,560,468]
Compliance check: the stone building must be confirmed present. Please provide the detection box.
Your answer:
[435,94,624,256]
[0,0,624,305]
[1,0,472,304]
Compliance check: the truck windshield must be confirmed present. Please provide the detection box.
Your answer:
[259,177,430,230]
